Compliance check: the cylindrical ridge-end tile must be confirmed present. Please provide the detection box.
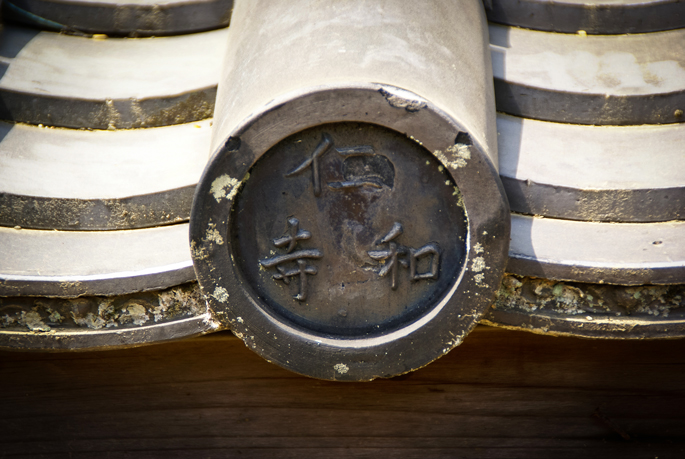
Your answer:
[190,0,510,380]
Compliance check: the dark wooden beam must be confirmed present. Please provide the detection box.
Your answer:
[1,326,684,458]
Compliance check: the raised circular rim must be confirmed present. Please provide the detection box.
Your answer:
[190,84,510,380]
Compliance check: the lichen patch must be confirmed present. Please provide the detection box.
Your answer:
[434,144,471,170]
[190,240,209,260]
[474,273,489,288]
[471,256,487,273]
[210,174,240,203]
[206,222,224,245]
[1,284,206,332]
[334,363,349,374]
[119,302,150,326]
[212,286,229,303]
[493,274,685,319]
[72,311,108,330]
[22,311,50,332]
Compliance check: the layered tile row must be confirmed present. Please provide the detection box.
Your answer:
[5,0,233,36]
[0,223,195,297]
[508,215,685,286]
[0,24,228,129]
[490,24,685,125]
[497,114,684,223]
[0,21,224,300]
[0,120,211,230]
[490,8,685,338]
[2,212,681,298]
[486,0,685,34]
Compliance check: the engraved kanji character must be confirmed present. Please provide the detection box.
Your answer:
[327,145,394,191]
[260,217,322,301]
[269,259,318,301]
[367,222,408,290]
[368,222,441,289]
[272,217,311,253]
[285,133,333,197]
[408,243,440,281]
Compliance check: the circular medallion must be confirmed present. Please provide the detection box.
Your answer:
[231,123,468,336]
